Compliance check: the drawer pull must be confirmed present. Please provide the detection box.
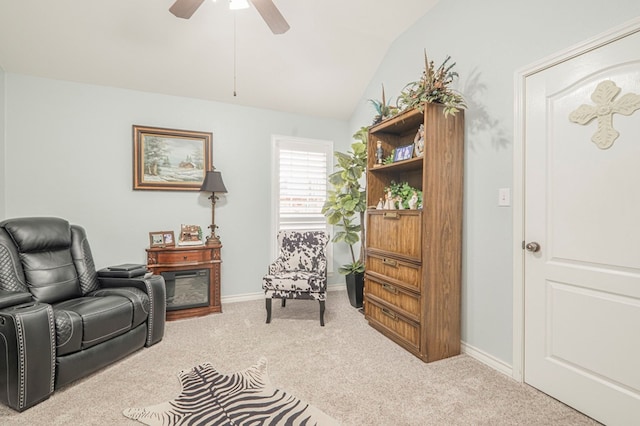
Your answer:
[382,283,398,294]
[382,258,397,267]
[381,308,398,321]
[183,256,188,260]
[383,212,399,219]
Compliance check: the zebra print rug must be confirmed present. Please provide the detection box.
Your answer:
[123,358,339,425]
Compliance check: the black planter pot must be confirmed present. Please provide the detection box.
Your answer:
[345,271,364,308]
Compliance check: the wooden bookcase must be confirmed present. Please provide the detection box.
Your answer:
[364,104,464,362]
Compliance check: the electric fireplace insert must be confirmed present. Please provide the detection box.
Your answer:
[161,268,210,311]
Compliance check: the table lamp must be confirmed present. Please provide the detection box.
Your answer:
[200,169,227,245]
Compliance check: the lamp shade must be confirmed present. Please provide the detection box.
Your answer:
[200,171,227,193]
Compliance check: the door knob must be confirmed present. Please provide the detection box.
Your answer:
[525,242,540,253]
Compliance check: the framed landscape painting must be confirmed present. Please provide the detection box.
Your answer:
[133,125,212,191]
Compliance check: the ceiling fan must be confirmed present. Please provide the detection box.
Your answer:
[169,0,290,34]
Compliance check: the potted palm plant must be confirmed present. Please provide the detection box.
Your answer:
[322,127,368,308]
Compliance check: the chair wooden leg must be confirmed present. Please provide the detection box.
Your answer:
[266,298,272,324]
[319,300,325,326]
[281,298,286,307]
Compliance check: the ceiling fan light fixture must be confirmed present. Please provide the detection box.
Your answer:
[169,0,289,34]
[229,0,249,10]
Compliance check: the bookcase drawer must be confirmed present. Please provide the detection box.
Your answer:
[367,210,421,261]
[366,253,421,291]
[365,276,420,319]
[365,298,420,351]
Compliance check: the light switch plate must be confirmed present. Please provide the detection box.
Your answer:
[498,188,511,207]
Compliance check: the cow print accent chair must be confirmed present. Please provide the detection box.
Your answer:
[262,231,329,326]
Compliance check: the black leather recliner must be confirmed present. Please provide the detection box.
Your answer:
[0,217,166,411]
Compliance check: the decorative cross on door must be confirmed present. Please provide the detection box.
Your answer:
[569,80,640,149]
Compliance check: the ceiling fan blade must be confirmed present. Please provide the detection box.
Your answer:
[249,0,290,34]
[169,0,205,19]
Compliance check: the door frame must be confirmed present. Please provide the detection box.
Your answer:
[512,16,640,382]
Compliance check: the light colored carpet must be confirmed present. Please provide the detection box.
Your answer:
[0,290,598,425]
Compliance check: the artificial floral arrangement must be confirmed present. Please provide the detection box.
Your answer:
[384,181,423,210]
[368,50,466,122]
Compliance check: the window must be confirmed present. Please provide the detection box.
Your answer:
[272,136,333,267]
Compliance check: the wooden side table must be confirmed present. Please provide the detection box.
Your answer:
[146,244,222,321]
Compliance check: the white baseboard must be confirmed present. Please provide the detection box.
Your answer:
[222,291,264,304]
[221,283,346,305]
[327,282,347,292]
[461,341,513,378]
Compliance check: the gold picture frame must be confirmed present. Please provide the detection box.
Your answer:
[133,125,212,191]
[149,231,175,248]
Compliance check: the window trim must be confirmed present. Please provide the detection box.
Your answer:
[271,135,333,270]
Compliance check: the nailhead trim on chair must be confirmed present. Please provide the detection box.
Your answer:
[46,306,56,394]
[13,305,57,410]
[143,279,154,346]
[14,314,25,410]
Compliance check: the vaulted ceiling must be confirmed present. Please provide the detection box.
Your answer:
[0,0,439,119]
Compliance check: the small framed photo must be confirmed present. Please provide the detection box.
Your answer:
[393,144,415,162]
[149,231,175,248]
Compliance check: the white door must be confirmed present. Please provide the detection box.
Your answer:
[524,24,640,425]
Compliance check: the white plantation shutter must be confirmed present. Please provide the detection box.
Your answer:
[272,136,333,269]
[278,148,327,230]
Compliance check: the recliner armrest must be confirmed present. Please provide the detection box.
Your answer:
[0,303,55,411]
[0,290,32,309]
[98,275,166,346]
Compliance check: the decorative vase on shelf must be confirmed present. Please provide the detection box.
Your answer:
[408,191,418,210]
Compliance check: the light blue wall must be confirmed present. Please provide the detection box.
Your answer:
[4,74,350,297]
[349,0,640,365]
[0,66,5,217]
[5,0,640,369]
